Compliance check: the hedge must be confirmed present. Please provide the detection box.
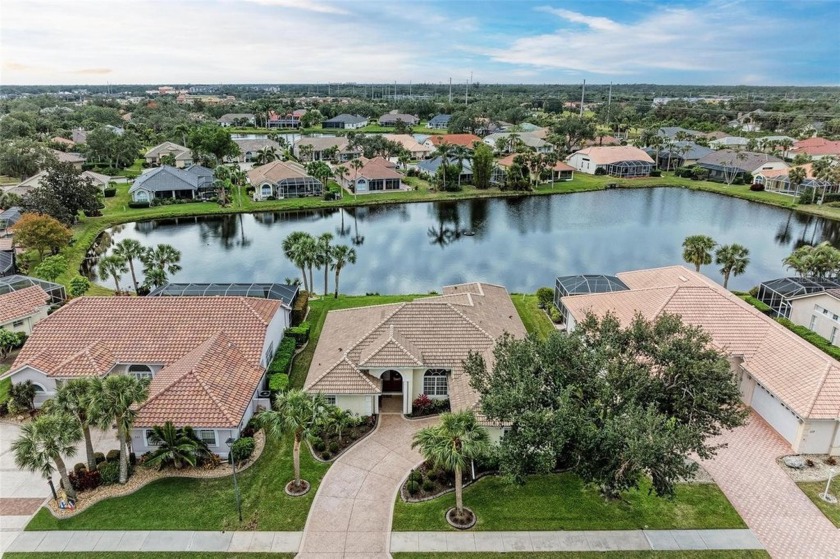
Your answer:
[286,322,310,346]
[292,291,309,326]
[268,373,289,392]
[103,187,117,198]
[268,336,297,376]
[736,293,772,313]
[128,201,150,208]
[776,317,840,360]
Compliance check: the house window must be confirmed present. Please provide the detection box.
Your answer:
[128,364,153,381]
[831,327,838,345]
[423,369,449,396]
[197,430,217,446]
[265,342,275,365]
[12,319,25,328]
[325,395,336,406]
[144,430,159,447]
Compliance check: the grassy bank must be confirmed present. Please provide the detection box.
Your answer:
[393,553,770,559]
[511,293,556,340]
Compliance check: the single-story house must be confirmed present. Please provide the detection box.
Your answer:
[378,113,419,127]
[145,142,194,168]
[5,170,111,198]
[0,285,50,335]
[696,150,786,183]
[382,134,433,160]
[788,137,840,161]
[128,165,215,203]
[51,137,75,148]
[657,126,705,140]
[217,113,256,127]
[646,141,713,169]
[417,156,473,183]
[491,154,574,185]
[71,128,88,144]
[0,207,23,233]
[304,282,526,438]
[247,160,323,200]
[232,138,281,163]
[147,282,298,316]
[427,114,451,129]
[267,110,305,129]
[557,265,840,456]
[424,134,483,152]
[0,296,288,457]
[335,157,403,194]
[788,288,840,346]
[709,136,749,150]
[567,146,655,177]
[293,137,361,162]
[51,149,86,170]
[483,133,555,154]
[0,251,14,277]
[322,114,369,130]
[756,163,835,196]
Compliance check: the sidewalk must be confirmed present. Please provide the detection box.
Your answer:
[4,530,301,554]
[390,529,763,553]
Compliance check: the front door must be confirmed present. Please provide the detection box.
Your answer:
[382,370,403,393]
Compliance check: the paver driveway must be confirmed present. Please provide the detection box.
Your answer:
[297,408,436,559]
[701,412,840,559]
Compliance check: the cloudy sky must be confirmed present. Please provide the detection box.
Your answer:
[2,0,838,86]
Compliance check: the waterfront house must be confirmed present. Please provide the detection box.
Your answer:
[566,146,654,177]
[129,165,215,203]
[427,114,451,129]
[293,137,361,162]
[145,142,194,168]
[424,134,482,152]
[382,134,433,160]
[217,113,256,127]
[335,156,403,194]
[322,114,369,130]
[696,150,786,183]
[378,112,419,127]
[247,160,323,199]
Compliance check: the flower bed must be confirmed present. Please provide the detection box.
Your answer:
[310,414,376,461]
[400,459,494,502]
[406,395,450,418]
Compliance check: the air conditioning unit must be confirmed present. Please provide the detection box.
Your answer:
[258,390,271,398]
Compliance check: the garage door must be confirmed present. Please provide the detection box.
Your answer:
[751,384,800,444]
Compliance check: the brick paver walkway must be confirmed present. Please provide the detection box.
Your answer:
[701,412,840,559]
[296,408,436,558]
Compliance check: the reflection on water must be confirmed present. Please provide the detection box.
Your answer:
[96,189,840,294]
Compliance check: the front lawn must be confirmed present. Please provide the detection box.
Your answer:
[289,293,425,389]
[511,294,556,340]
[26,433,327,531]
[0,374,11,404]
[392,474,744,531]
[393,552,769,559]
[6,554,293,559]
[797,480,840,527]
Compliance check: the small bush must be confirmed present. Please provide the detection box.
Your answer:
[798,187,815,205]
[548,305,563,323]
[268,373,289,392]
[312,438,326,452]
[268,337,297,377]
[97,460,120,485]
[106,449,120,462]
[328,441,340,453]
[408,470,422,484]
[229,437,255,463]
[776,317,840,360]
[413,394,433,413]
[535,287,553,309]
[422,479,436,492]
[321,451,332,460]
[649,170,662,177]
[103,187,117,198]
[73,462,87,474]
[128,201,150,208]
[94,452,105,465]
[129,452,137,466]
[285,322,311,346]
[69,469,101,492]
[749,183,765,191]
[825,457,838,466]
[738,294,771,313]
[805,459,815,468]
[406,480,420,495]
[732,176,745,185]
[292,291,309,326]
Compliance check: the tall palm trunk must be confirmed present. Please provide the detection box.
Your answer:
[293,432,302,485]
[54,454,76,500]
[454,464,463,514]
[112,274,121,294]
[324,262,329,297]
[118,422,128,484]
[694,262,701,273]
[334,267,342,298]
[308,266,315,296]
[83,425,96,471]
[127,260,139,294]
[299,265,309,293]
[723,271,731,289]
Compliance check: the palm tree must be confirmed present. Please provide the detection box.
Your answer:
[452,145,469,189]
[13,412,82,500]
[282,231,312,293]
[49,378,98,471]
[335,165,349,199]
[715,244,750,289]
[350,158,364,199]
[437,142,453,190]
[141,244,182,288]
[331,245,357,298]
[326,407,355,444]
[98,254,128,293]
[299,234,318,296]
[258,389,329,493]
[112,239,146,294]
[254,146,278,165]
[90,375,149,484]
[682,235,717,272]
[317,233,334,297]
[411,410,489,524]
[144,422,210,470]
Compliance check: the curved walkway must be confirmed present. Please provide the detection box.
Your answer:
[701,412,840,559]
[296,409,436,558]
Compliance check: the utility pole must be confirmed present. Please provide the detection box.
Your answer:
[606,81,613,129]
[449,77,452,104]
[394,80,397,103]
[579,80,585,117]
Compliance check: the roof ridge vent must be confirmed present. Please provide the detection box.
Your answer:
[678,275,689,282]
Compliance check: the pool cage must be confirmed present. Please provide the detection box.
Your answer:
[756,277,840,318]
[0,274,66,303]
[147,282,299,307]
[606,161,653,178]
[275,177,323,198]
[554,274,629,324]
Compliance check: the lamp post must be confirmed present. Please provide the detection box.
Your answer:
[820,468,837,504]
[225,437,243,522]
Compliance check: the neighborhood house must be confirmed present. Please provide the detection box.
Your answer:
[0,285,51,335]
[335,156,403,193]
[322,114,369,130]
[566,146,655,177]
[247,160,323,200]
[129,165,215,203]
[144,142,194,168]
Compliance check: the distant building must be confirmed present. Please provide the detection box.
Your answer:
[426,114,451,129]
[129,165,214,203]
[217,113,256,127]
[322,114,369,130]
[566,146,654,177]
[145,142,193,168]
[378,113,419,126]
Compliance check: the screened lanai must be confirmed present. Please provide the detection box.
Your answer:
[554,274,629,323]
[0,274,66,303]
[275,176,323,198]
[756,276,840,318]
[147,282,299,307]
[606,160,653,178]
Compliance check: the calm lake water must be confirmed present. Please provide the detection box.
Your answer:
[95,188,840,294]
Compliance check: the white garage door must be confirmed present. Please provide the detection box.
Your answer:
[751,384,800,444]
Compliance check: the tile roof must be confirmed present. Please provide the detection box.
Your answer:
[294,136,352,151]
[428,134,483,148]
[0,286,50,325]
[336,156,402,181]
[570,146,654,165]
[145,142,191,159]
[560,265,840,421]
[305,283,526,416]
[379,113,419,125]
[51,149,86,164]
[233,138,280,154]
[383,134,433,155]
[495,154,575,172]
[697,150,785,174]
[247,160,313,185]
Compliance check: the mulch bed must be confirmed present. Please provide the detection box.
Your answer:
[311,415,376,461]
[401,460,494,502]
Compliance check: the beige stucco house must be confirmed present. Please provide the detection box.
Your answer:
[789,289,840,346]
[0,285,50,335]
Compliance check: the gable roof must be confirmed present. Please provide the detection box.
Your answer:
[247,160,314,185]
[561,265,840,421]
[657,141,713,161]
[658,126,704,139]
[217,113,255,123]
[336,156,402,181]
[323,114,368,125]
[428,134,483,148]
[145,142,191,159]
[0,286,50,325]
[383,134,433,154]
[233,138,280,154]
[129,165,213,194]
[294,136,352,151]
[50,149,86,164]
[570,146,654,165]
[428,114,451,125]
[697,150,785,174]
[379,113,419,124]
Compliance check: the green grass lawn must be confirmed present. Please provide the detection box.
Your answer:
[5,554,294,559]
[797,481,840,527]
[26,433,327,531]
[392,474,744,531]
[393,552,769,559]
[511,294,556,340]
[0,373,11,404]
[289,293,425,388]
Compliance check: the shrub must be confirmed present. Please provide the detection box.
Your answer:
[229,437,255,463]
[776,317,840,360]
[97,460,120,485]
[691,166,709,181]
[749,183,765,191]
[73,462,87,474]
[105,449,120,462]
[129,452,137,466]
[649,170,662,177]
[103,187,117,198]
[312,438,326,452]
[328,441,340,453]
[292,291,309,326]
[594,167,607,176]
[268,373,289,392]
[805,459,815,468]
[94,452,105,465]
[732,176,745,185]
[408,470,422,484]
[535,287,554,309]
[0,402,7,416]
[321,451,332,460]
[202,454,222,470]
[798,187,815,205]
[268,337,297,377]
[413,394,432,413]
[69,469,101,492]
[285,322,311,347]
[406,480,420,495]
[674,167,692,178]
[548,305,563,323]
[825,457,838,466]
[738,294,771,313]
[422,479,436,492]
[128,201,150,208]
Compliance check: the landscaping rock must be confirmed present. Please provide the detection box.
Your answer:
[783,455,806,469]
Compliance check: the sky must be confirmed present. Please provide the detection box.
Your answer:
[1,0,839,86]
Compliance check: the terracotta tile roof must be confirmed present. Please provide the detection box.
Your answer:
[561,266,840,420]
[791,137,840,157]
[428,134,483,148]
[11,296,280,377]
[336,156,402,181]
[383,134,432,155]
[497,154,574,173]
[570,146,654,165]
[54,340,117,378]
[0,286,50,325]
[247,160,312,185]
[305,283,526,415]
[134,331,264,429]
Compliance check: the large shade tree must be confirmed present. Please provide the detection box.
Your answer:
[466,312,747,498]
[90,375,149,484]
[13,412,82,500]
[682,235,717,272]
[20,161,102,224]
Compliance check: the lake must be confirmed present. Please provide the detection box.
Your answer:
[94,188,840,294]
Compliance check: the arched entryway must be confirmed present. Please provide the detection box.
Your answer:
[381,370,403,393]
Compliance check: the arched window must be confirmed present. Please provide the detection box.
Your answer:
[135,190,149,202]
[128,364,153,381]
[423,369,448,396]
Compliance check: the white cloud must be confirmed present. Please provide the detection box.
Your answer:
[240,0,349,15]
[536,7,621,32]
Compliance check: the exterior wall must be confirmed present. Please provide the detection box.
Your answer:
[486,426,506,445]
[797,419,840,455]
[566,153,601,175]
[0,306,49,335]
[260,306,291,367]
[131,427,238,459]
[333,394,375,416]
[789,293,840,346]
[7,367,56,408]
[132,188,153,203]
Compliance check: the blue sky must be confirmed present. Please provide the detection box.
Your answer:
[2,0,838,85]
